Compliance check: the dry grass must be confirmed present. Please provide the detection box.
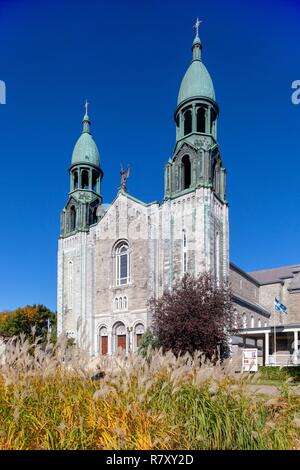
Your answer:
[0,335,299,450]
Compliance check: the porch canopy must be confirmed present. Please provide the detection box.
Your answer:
[236,323,300,367]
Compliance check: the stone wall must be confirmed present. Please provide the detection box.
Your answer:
[229,265,259,304]
[287,291,300,323]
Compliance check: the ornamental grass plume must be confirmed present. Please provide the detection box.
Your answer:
[0,338,300,450]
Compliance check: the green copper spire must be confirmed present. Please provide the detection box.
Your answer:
[177,20,215,105]
[82,99,91,134]
[192,18,202,61]
[60,102,104,237]
[71,101,100,167]
[164,20,223,201]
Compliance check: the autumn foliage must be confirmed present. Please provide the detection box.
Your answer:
[0,304,55,340]
[150,273,235,358]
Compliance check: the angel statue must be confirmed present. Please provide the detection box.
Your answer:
[120,163,130,191]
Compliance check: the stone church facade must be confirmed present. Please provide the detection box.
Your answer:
[57,28,300,357]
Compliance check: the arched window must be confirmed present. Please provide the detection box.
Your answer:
[197,107,206,133]
[258,319,261,328]
[73,171,78,190]
[214,163,220,194]
[123,296,128,310]
[68,261,73,309]
[251,316,254,328]
[115,297,119,311]
[70,206,76,231]
[182,155,191,190]
[81,170,89,189]
[182,229,187,274]
[92,170,98,192]
[184,110,192,135]
[90,207,97,225]
[119,297,123,310]
[210,108,217,135]
[116,241,130,286]
[242,313,247,329]
[215,231,220,281]
[233,309,238,330]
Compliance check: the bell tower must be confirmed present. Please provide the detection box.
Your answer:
[164,21,226,202]
[60,102,103,236]
[161,20,229,286]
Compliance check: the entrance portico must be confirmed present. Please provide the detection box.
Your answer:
[235,324,300,367]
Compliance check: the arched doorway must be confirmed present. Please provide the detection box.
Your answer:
[113,322,127,352]
[99,326,108,355]
[134,323,145,350]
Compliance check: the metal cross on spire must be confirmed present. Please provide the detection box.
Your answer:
[193,17,202,36]
[84,99,89,116]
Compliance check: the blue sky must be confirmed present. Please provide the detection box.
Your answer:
[0,0,299,311]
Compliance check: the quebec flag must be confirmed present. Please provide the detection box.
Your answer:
[274,297,288,314]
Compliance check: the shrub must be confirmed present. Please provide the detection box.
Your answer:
[137,329,160,357]
[259,366,300,383]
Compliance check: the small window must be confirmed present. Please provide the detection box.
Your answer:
[123,296,127,310]
[119,297,123,310]
[251,316,254,328]
[258,319,261,328]
[115,298,119,311]
[243,313,247,329]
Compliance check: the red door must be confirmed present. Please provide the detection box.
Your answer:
[117,335,126,350]
[101,336,108,355]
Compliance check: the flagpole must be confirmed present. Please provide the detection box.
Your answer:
[273,303,277,367]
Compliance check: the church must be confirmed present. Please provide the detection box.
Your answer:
[57,25,300,364]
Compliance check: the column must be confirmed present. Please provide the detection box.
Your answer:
[206,107,211,134]
[264,332,269,365]
[97,175,100,195]
[179,112,183,139]
[293,330,299,365]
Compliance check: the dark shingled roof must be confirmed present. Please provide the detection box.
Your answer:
[249,265,300,285]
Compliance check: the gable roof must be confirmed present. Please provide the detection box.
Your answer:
[249,265,300,285]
